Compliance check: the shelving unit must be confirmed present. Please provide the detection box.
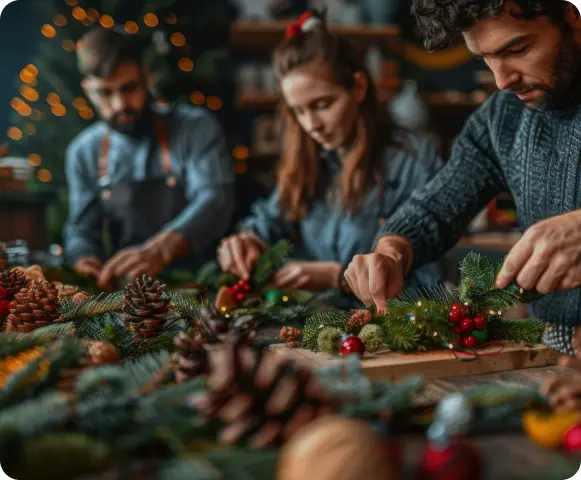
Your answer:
[230,19,402,54]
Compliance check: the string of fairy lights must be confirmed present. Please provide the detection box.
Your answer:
[6,0,252,183]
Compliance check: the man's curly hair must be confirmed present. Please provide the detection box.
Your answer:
[412,0,569,51]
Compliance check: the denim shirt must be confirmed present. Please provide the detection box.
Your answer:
[63,103,234,263]
[241,131,444,292]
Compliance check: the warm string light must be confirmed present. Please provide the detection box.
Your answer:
[36,169,52,182]
[189,91,205,105]
[143,13,159,27]
[28,154,41,167]
[178,57,194,72]
[86,9,100,22]
[41,24,56,38]
[31,109,43,121]
[165,12,177,24]
[53,14,67,27]
[206,96,222,111]
[65,0,78,6]
[72,6,86,21]
[7,127,23,141]
[170,32,186,47]
[99,15,114,28]
[62,39,76,51]
[232,145,249,160]
[124,21,139,34]
[52,104,67,117]
[24,123,36,135]
[46,93,60,106]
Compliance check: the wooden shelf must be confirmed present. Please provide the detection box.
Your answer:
[459,231,521,253]
[231,20,401,53]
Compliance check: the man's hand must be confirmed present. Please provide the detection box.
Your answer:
[344,236,412,313]
[97,231,189,290]
[74,256,102,278]
[496,210,581,294]
[541,328,581,413]
[270,262,342,291]
[217,233,266,280]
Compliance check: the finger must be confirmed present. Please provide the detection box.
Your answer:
[112,254,143,279]
[368,259,388,314]
[244,245,261,270]
[385,259,404,302]
[288,274,310,290]
[357,263,374,310]
[217,243,233,272]
[82,264,101,278]
[127,263,153,280]
[344,264,359,297]
[535,267,564,296]
[230,238,251,280]
[496,239,535,289]
[272,266,300,289]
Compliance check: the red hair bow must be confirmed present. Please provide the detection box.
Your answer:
[285,11,315,39]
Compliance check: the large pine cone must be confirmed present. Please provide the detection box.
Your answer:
[173,331,209,383]
[192,341,338,448]
[123,275,170,338]
[0,267,28,300]
[6,281,60,333]
[197,305,257,345]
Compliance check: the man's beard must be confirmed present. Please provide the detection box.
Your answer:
[107,102,153,136]
[534,33,581,112]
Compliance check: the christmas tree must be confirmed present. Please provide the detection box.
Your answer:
[4,0,237,243]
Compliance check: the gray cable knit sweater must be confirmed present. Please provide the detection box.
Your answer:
[375,89,581,355]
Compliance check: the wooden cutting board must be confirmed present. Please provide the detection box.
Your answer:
[269,342,561,382]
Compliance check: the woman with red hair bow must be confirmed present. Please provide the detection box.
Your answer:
[218,10,443,304]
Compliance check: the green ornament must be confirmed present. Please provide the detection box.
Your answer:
[317,327,342,355]
[358,324,384,353]
[472,327,488,345]
[264,289,284,304]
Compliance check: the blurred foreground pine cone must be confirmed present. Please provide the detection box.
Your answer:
[0,267,28,300]
[88,341,120,365]
[6,282,60,332]
[191,341,338,448]
[173,331,209,383]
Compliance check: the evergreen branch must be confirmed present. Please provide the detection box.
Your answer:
[301,310,350,351]
[252,240,293,288]
[169,292,205,327]
[384,320,423,352]
[23,322,76,340]
[121,351,171,392]
[0,333,51,358]
[488,317,546,344]
[59,293,125,322]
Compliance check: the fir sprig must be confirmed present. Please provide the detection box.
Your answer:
[169,292,205,328]
[59,292,125,322]
[301,310,350,351]
[488,317,546,344]
[251,239,293,289]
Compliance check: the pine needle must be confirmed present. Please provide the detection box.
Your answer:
[301,310,350,350]
[169,292,205,327]
[252,240,293,288]
[488,317,546,344]
[59,292,125,322]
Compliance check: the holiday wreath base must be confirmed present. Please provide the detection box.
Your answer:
[270,342,560,382]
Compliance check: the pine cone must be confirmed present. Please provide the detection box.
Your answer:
[0,267,28,300]
[123,275,170,338]
[192,341,338,448]
[197,304,232,343]
[6,282,60,332]
[173,331,209,383]
[279,326,302,348]
[88,341,120,365]
[345,310,372,333]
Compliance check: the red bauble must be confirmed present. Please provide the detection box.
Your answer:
[454,326,462,334]
[563,424,581,453]
[0,286,6,300]
[417,441,484,480]
[460,318,474,333]
[463,335,477,348]
[473,314,486,330]
[235,292,246,303]
[448,304,464,323]
[0,299,9,317]
[340,336,366,358]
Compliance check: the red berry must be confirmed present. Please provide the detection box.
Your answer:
[454,326,462,334]
[235,292,246,303]
[464,335,477,348]
[563,424,581,452]
[227,287,236,297]
[473,314,486,330]
[0,287,6,299]
[461,317,474,332]
[0,299,9,316]
[231,283,241,293]
[340,336,366,358]
[448,303,464,323]
[242,283,251,292]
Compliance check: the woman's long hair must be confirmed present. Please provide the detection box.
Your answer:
[273,9,399,221]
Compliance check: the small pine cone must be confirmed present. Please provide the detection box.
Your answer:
[88,341,120,365]
[0,267,28,300]
[123,275,170,338]
[173,331,209,383]
[6,282,60,332]
[72,291,91,304]
[56,283,79,302]
[279,326,302,347]
[345,310,372,333]
[192,341,338,448]
[215,285,238,312]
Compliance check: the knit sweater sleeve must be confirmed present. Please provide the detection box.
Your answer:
[373,93,510,269]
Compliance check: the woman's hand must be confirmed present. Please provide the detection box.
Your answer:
[217,233,267,279]
[271,262,342,291]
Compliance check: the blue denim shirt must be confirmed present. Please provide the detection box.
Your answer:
[241,131,444,292]
[63,103,234,263]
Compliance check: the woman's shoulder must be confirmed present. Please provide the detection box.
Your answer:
[382,130,443,181]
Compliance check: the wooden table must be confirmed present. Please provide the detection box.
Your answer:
[405,365,581,479]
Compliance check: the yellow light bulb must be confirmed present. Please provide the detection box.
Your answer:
[41,24,56,38]
[7,127,23,141]
[100,15,114,28]
[124,21,138,34]
[143,13,159,27]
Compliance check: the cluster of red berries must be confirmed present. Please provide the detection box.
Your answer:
[227,279,252,304]
[448,303,488,348]
[0,287,9,317]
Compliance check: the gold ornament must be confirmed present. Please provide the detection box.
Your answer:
[277,416,397,480]
[215,285,238,312]
[88,341,120,365]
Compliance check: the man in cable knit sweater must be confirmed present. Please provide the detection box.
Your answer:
[344,0,581,355]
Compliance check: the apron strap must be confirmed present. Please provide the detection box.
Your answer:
[98,114,172,179]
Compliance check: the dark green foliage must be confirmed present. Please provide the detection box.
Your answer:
[488,317,546,344]
[301,310,350,351]
[251,240,293,289]
[59,292,125,322]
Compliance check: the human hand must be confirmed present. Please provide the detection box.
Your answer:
[343,236,412,313]
[217,233,266,280]
[496,210,581,294]
[74,256,102,279]
[270,262,342,291]
[540,328,581,413]
[97,246,164,291]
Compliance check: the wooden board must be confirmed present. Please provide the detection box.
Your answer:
[270,342,561,382]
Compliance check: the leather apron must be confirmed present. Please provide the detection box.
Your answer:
[98,115,189,254]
